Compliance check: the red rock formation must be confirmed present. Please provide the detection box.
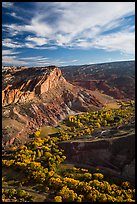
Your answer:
[97,80,126,99]
[61,61,135,100]
[2,67,64,106]
[2,66,106,148]
[72,80,127,99]
[73,80,97,91]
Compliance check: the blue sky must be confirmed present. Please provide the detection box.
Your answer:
[2,2,135,67]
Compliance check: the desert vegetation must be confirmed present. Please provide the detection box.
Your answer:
[2,100,135,202]
[57,100,134,141]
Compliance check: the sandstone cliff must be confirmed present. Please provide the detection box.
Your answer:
[3,66,110,148]
[2,67,63,106]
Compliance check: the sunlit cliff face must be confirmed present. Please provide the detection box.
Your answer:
[2,67,63,106]
[2,66,104,147]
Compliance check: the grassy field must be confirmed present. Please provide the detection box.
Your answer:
[104,101,121,109]
[35,125,59,138]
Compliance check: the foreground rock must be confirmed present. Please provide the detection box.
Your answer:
[59,134,135,184]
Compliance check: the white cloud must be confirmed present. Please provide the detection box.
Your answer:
[2,37,56,50]
[92,31,135,54]
[2,2,135,54]
[2,53,78,66]
[35,46,57,50]
[24,42,57,50]
[2,2,13,8]
[20,56,49,61]
[2,55,28,66]
[8,56,78,67]
[3,24,23,36]
[37,57,49,61]
[26,36,48,46]
[2,49,20,55]
[6,12,24,20]
[71,59,78,62]
[50,2,134,36]
[2,38,23,48]
[25,42,35,49]
[71,29,135,55]
[19,56,57,66]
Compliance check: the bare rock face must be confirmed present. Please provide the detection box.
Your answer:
[121,159,135,181]
[61,61,135,100]
[2,66,108,148]
[96,80,126,99]
[2,67,63,106]
[59,134,135,183]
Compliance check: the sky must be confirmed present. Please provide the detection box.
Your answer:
[2,2,135,67]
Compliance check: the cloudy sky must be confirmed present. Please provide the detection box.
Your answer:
[2,2,135,67]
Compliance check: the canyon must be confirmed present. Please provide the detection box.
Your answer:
[2,61,135,186]
[59,127,135,184]
[2,66,109,148]
[2,62,135,149]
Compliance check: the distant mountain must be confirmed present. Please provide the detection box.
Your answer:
[2,66,111,148]
[61,61,135,100]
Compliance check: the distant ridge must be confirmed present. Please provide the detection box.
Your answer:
[60,61,135,100]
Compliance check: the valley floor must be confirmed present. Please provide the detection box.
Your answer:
[2,101,135,202]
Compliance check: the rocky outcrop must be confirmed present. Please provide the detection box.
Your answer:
[2,67,63,106]
[3,66,108,148]
[61,61,135,100]
[96,80,126,99]
[71,80,126,99]
[59,134,135,183]
[73,80,97,91]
